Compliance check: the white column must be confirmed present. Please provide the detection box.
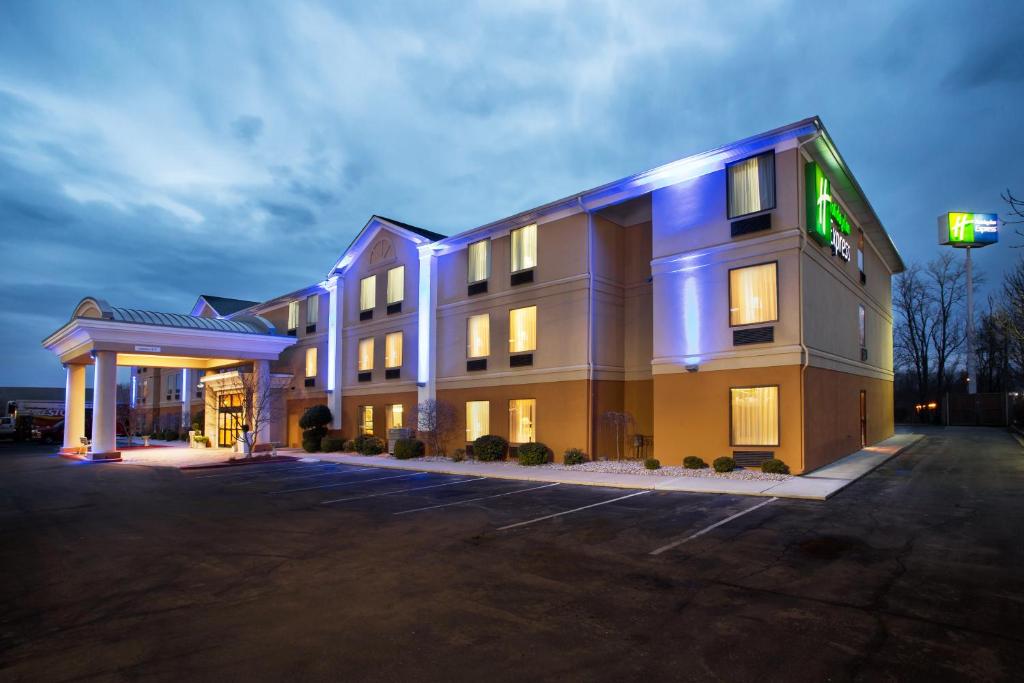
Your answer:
[62,364,86,451]
[181,368,194,430]
[91,350,118,457]
[416,247,438,414]
[325,276,344,429]
[253,360,271,445]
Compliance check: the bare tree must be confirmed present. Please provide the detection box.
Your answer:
[927,252,970,400]
[893,264,933,404]
[1001,257,1024,383]
[416,398,457,456]
[205,366,281,456]
[115,383,145,447]
[601,411,635,461]
[1001,188,1024,244]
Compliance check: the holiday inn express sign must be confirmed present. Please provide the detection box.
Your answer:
[805,161,851,261]
[937,212,999,247]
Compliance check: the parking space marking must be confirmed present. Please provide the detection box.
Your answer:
[269,471,424,495]
[393,482,560,515]
[225,466,373,486]
[188,463,305,479]
[649,497,777,556]
[496,490,651,531]
[320,477,485,505]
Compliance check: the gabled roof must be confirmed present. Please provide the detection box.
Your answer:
[191,294,260,317]
[374,216,446,242]
[327,215,445,278]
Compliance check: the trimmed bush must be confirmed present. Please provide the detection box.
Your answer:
[761,458,790,475]
[713,456,736,473]
[302,434,320,453]
[342,439,355,452]
[353,434,385,455]
[394,438,425,460]
[320,436,345,452]
[299,405,332,454]
[683,456,707,470]
[473,434,508,462]
[451,448,466,463]
[517,442,551,466]
[644,457,661,470]
[563,448,587,466]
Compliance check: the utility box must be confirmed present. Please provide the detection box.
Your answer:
[387,428,413,454]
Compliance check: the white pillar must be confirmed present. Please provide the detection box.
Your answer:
[416,247,438,415]
[62,364,87,451]
[325,276,344,429]
[91,350,119,458]
[181,368,194,430]
[253,360,271,445]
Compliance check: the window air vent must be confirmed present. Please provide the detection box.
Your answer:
[304,378,315,388]
[733,326,774,346]
[385,368,401,380]
[358,371,372,383]
[287,328,297,336]
[860,271,867,285]
[360,310,373,321]
[733,451,774,467]
[510,270,534,286]
[468,281,488,296]
[467,358,487,372]
[730,212,772,238]
[305,324,316,334]
[387,302,402,315]
[860,347,868,362]
[510,353,533,367]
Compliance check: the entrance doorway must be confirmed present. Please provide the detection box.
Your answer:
[218,392,243,448]
[859,390,867,447]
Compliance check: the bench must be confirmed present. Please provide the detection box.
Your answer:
[77,436,91,455]
[253,443,276,456]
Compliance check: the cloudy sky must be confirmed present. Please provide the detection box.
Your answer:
[2,0,1022,387]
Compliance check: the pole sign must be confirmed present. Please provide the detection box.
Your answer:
[937,212,998,248]
[805,161,852,262]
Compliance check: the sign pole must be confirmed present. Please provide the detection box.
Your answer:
[965,245,976,395]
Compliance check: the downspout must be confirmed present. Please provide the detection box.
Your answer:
[796,133,820,474]
[581,197,595,459]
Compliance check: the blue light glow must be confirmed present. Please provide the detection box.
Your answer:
[417,248,432,384]
[326,277,338,391]
[683,274,701,358]
[130,374,137,408]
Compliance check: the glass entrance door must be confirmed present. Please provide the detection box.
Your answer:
[218,393,243,448]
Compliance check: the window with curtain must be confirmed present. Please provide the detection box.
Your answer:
[467,240,489,283]
[305,347,317,378]
[509,306,536,353]
[858,305,866,348]
[727,151,775,219]
[387,404,403,429]
[466,401,489,441]
[359,406,374,435]
[509,399,536,443]
[306,295,318,326]
[467,314,490,358]
[510,224,537,273]
[385,332,403,368]
[358,337,374,371]
[729,262,778,326]
[359,275,376,311]
[730,386,779,446]
[288,300,300,330]
[387,266,404,304]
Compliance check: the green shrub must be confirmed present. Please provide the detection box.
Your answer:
[451,448,466,462]
[302,434,320,453]
[713,456,736,473]
[353,434,385,455]
[342,439,355,452]
[644,457,661,470]
[473,434,508,462]
[761,458,790,475]
[683,456,707,469]
[299,405,332,453]
[394,438,425,460]
[563,448,587,466]
[516,442,551,466]
[320,436,345,452]
[161,428,178,441]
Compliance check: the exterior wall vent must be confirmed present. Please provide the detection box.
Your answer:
[730,212,772,237]
[860,347,868,362]
[360,310,373,321]
[385,368,401,380]
[733,451,773,467]
[509,353,533,367]
[510,270,534,286]
[358,371,371,382]
[733,326,774,346]
[467,358,487,372]
[387,302,402,315]
[468,281,488,296]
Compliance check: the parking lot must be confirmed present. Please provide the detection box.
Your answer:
[2,427,1023,681]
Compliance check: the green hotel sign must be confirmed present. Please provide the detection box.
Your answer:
[937,212,999,247]
[805,161,852,261]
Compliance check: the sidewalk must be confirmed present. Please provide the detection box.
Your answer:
[300,432,925,501]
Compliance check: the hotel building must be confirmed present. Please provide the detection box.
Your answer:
[43,117,902,473]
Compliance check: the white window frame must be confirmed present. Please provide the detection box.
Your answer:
[359,275,376,312]
[467,239,490,284]
[387,266,405,305]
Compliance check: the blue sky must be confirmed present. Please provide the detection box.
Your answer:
[2,0,1022,386]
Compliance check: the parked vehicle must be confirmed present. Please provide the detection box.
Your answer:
[0,416,15,439]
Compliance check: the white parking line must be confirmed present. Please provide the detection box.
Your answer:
[226,466,373,486]
[269,472,424,495]
[394,482,561,515]
[496,490,651,531]
[649,497,777,556]
[189,463,305,479]
[321,478,486,505]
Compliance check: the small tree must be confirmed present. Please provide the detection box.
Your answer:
[416,398,457,456]
[601,410,635,461]
[205,366,282,456]
[116,383,145,447]
[299,404,333,453]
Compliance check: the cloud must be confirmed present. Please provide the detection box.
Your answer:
[231,115,264,145]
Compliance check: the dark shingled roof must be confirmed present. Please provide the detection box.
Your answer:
[198,295,260,316]
[375,215,446,242]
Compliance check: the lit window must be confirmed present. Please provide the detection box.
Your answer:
[387,266,404,304]
[509,306,536,353]
[730,386,779,447]
[306,295,319,326]
[858,305,866,348]
[510,224,537,273]
[385,332,403,368]
[509,399,536,443]
[729,262,778,326]
[360,275,376,312]
[195,371,204,398]
[387,404,403,430]
[359,405,374,435]
[305,347,317,378]
[857,231,865,275]
[467,240,490,283]
[727,151,775,219]
[358,337,374,371]
[288,301,300,331]
[467,314,490,358]
[466,401,489,441]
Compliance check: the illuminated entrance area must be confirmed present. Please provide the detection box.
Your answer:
[217,393,243,448]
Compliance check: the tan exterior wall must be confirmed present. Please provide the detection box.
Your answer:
[341,390,418,440]
[285,397,331,448]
